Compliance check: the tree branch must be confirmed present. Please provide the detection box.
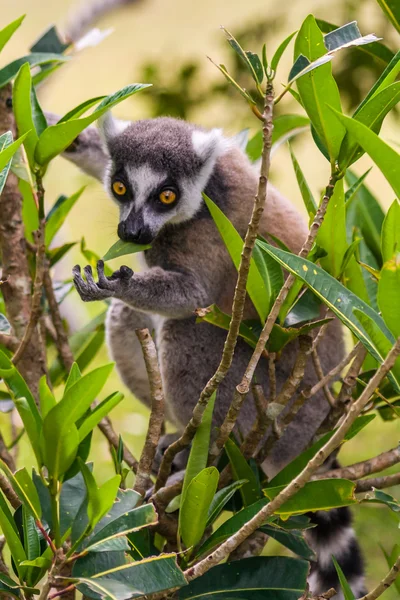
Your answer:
[97,416,138,472]
[133,328,165,496]
[0,432,15,471]
[0,472,20,509]
[356,472,400,493]
[359,555,400,600]
[184,338,400,581]
[313,446,400,481]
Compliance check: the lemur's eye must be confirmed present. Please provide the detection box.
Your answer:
[159,189,177,205]
[113,181,127,196]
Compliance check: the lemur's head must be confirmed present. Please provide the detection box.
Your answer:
[98,114,229,245]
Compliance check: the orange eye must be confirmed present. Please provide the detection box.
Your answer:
[159,190,177,205]
[112,181,127,196]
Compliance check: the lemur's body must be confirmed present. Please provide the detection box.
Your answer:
[63,115,366,599]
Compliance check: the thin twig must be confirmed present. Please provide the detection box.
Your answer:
[0,471,20,509]
[359,555,400,600]
[43,266,74,372]
[240,384,269,458]
[0,432,15,471]
[313,446,400,481]
[184,338,400,582]
[133,328,165,496]
[12,219,46,365]
[268,353,277,401]
[97,416,138,472]
[311,348,335,407]
[154,80,275,492]
[307,342,363,401]
[356,472,400,493]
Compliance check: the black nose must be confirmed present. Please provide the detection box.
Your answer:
[117,220,154,245]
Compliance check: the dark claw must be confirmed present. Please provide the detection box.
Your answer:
[120,265,133,279]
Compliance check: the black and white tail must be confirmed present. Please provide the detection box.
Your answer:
[306,506,367,599]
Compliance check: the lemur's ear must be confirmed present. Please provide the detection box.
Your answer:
[191,128,229,164]
[98,111,130,147]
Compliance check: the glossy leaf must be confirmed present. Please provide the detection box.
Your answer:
[294,15,345,161]
[46,187,85,245]
[264,479,357,517]
[317,178,347,277]
[0,492,27,579]
[38,376,56,419]
[206,480,247,527]
[204,194,269,320]
[180,556,308,600]
[0,463,41,519]
[222,28,263,84]
[0,131,29,172]
[376,0,400,33]
[381,200,400,263]
[271,31,297,72]
[181,393,215,505]
[356,49,400,113]
[35,83,151,165]
[13,398,42,465]
[225,438,261,506]
[103,238,151,260]
[0,350,41,428]
[0,15,25,53]
[180,467,219,550]
[256,242,400,392]
[289,144,317,219]
[80,461,121,532]
[0,53,68,88]
[378,254,400,339]
[77,392,124,442]
[13,63,39,168]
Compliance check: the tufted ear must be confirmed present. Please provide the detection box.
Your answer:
[191,128,229,163]
[98,111,130,147]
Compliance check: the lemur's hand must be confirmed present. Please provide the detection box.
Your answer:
[73,260,133,302]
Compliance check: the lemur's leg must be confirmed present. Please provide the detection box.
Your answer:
[106,299,153,408]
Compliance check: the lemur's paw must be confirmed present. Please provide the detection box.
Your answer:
[72,260,133,302]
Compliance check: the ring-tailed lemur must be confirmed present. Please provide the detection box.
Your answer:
[56,113,366,599]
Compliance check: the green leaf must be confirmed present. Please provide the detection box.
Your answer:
[378,254,400,338]
[76,326,105,373]
[246,115,309,162]
[80,461,121,533]
[0,131,29,172]
[0,131,13,194]
[204,194,269,321]
[0,53,68,88]
[268,414,375,488]
[206,480,248,527]
[330,108,400,197]
[73,553,186,599]
[48,242,77,267]
[35,83,151,165]
[0,464,42,519]
[339,82,400,168]
[316,178,347,277]
[210,60,255,104]
[46,187,85,245]
[180,467,219,550]
[13,63,39,168]
[264,479,357,517]
[260,523,315,560]
[0,350,41,428]
[271,31,297,72]
[376,0,400,33]
[103,239,151,261]
[289,144,317,219]
[332,556,356,600]
[365,488,400,516]
[180,556,308,600]
[225,438,261,506]
[13,398,42,465]
[0,15,25,53]
[294,15,345,161]
[381,200,400,263]
[21,506,40,568]
[38,376,56,419]
[181,393,215,506]
[222,28,263,85]
[356,49,400,114]
[256,241,400,392]
[78,392,124,442]
[58,96,107,123]
[40,423,80,482]
[0,492,27,579]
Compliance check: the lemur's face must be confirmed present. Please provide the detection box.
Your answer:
[100,116,227,245]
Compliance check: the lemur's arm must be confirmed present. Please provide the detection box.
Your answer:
[73,261,211,318]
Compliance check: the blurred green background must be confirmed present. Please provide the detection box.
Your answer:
[0,0,399,596]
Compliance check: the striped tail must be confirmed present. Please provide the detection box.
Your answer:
[306,507,367,599]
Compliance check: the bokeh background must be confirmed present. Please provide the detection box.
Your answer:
[0,0,399,596]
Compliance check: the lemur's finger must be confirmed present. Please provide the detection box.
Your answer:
[83,265,96,285]
[120,265,133,279]
[72,265,82,277]
[97,260,110,288]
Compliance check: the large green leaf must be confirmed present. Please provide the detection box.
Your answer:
[103,239,151,260]
[46,188,85,245]
[35,83,151,165]
[180,467,219,550]
[13,63,38,168]
[14,398,42,466]
[378,255,400,338]
[381,200,400,263]
[77,392,124,442]
[316,178,347,277]
[0,53,68,88]
[0,15,25,54]
[0,350,41,428]
[376,0,400,33]
[0,462,41,520]
[225,438,261,506]
[294,15,345,161]
[180,556,308,600]
[203,194,269,321]
[73,553,186,599]
[181,393,215,505]
[339,82,400,168]
[79,461,121,533]
[330,108,400,198]
[263,479,357,517]
[256,241,400,392]
[0,492,27,579]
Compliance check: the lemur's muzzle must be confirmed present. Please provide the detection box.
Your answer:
[118,210,154,245]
